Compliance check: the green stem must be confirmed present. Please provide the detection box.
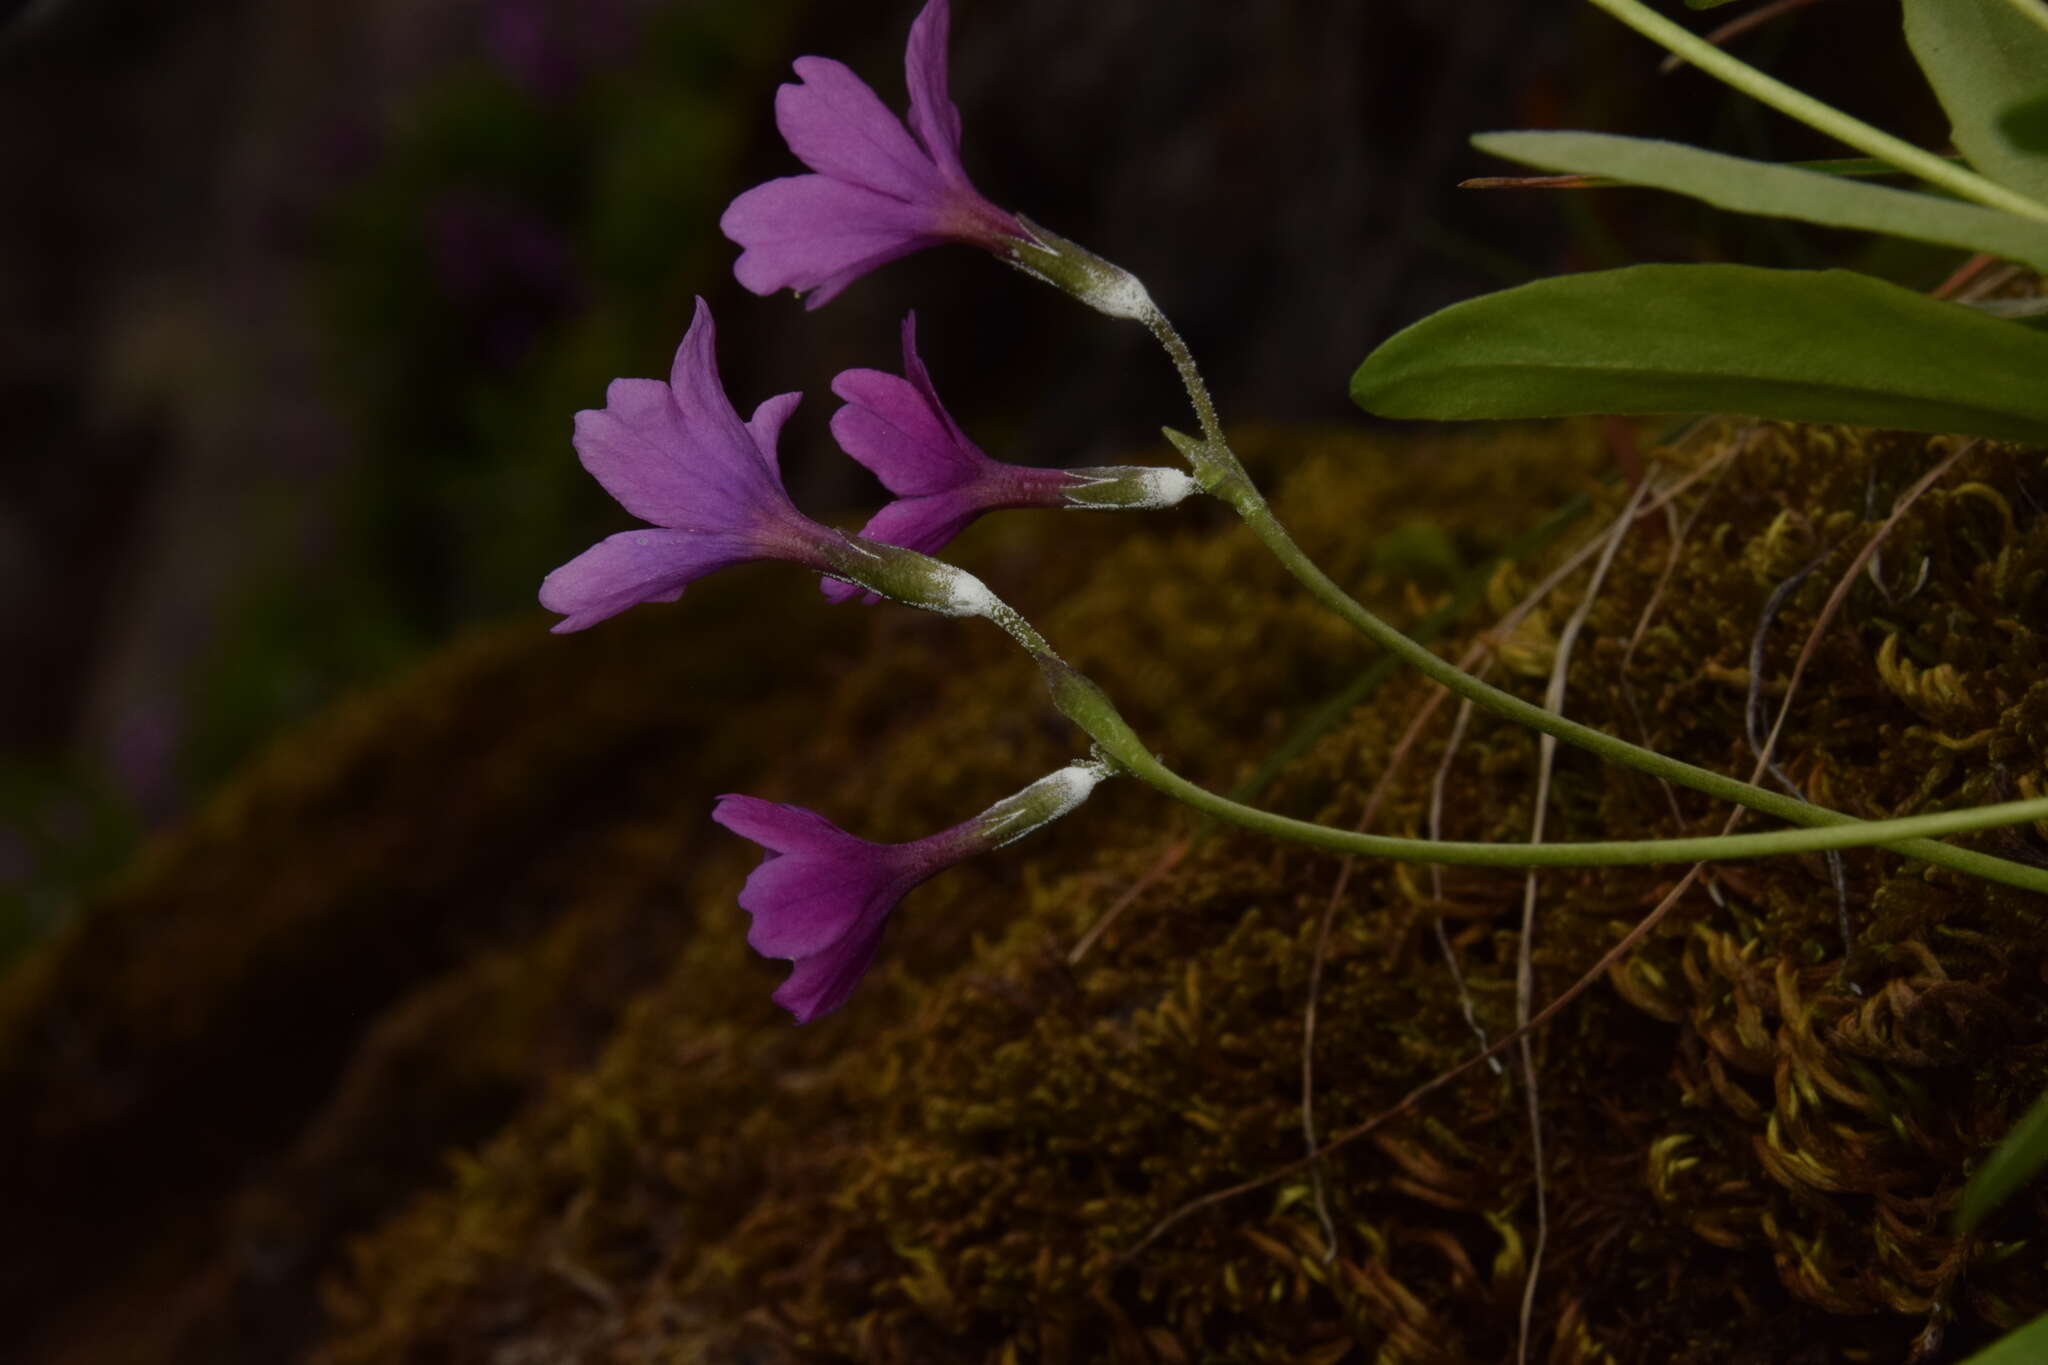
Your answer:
[1039,660,2048,887]
[1021,229,2048,893]
[1217,493,2048,890]
[1584,0,2048,223]
[1143,310,1226,455]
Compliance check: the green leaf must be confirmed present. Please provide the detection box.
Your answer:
[1349,264,2048,445]
[1905,0,2048,203]
[1957,1312,2048,1365]
[1959,1082,2048,1232]
[2002,92,2048,155]
[1473,131,2048,271]
[1684,0,1743,8]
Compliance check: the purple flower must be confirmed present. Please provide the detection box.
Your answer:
[711,796,979,1022]
[713,760,1109,1022]
[821,313,1080,601]
[823,313,1200,602]
[720,0,1027,308]
[539,297,852,632]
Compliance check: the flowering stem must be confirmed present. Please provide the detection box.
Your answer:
[1039,659,2048,887]
[1111,292,2048,893]
[1211,490,2048,890]
[1585,0,2048,224]
[1142,310,1226,458]
[1020,235,2048,890]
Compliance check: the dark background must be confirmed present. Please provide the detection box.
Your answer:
[0,0,1943,960]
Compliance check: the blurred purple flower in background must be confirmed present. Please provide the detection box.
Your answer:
[486,0,637,99]
[721,0,1025,307]
[430,189,583,371]
[711,794,981,1022]
[540,298,853,632]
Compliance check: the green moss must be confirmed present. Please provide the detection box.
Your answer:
[10,422,2048,1363]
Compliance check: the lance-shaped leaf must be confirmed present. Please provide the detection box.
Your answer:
[1905,0,2048,204]
[1956,1312,2048,1365]
[1958,1081,2048,1233]
[1472,131,2048,272]
[1350,264,2048,445]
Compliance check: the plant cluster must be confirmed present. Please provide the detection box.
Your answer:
[537,1,2048,1355]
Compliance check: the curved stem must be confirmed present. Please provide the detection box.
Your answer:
[1143,310,1225,453]
[1038,659,2048,887]
[1585,0,2048,223]
[1030,240,2048,894]
[1217,493,2047,890]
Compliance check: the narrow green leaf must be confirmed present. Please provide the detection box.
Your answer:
[1957,1312,2048,1365]
[1959,1082,2048,1232]
[1905,0,2048,203]
[1683,0,1743,8]
[1349,264,2048,445]
[1474,131,2048,271]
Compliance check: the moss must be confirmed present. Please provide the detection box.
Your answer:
[9,422,2048,1363]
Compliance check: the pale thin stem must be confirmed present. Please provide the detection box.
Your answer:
[1657,0,1826,76]
[1585,0,2048,222]
[1508,475,1645,1364]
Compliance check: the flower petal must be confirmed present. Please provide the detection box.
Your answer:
[819,575,883,606]
[710,793,848,856]
[829,378,987,499]
[736,850,892,958]
[539,527,759,632]
[903,0,966,182]
[853,488,984,557]
[746,391,805,480]
[776,56,941,203]
[569,303,795,530]
[771,922,887,1022]
[665,297,782,497]
[723,175,940,301]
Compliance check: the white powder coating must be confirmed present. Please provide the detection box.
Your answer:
[1067,466,1197,511]
[1084,268,1155,322]
[926,562,1000,618]
[979,759,1112,848]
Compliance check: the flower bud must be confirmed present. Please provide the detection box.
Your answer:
[818,536,999,619]
[1062,465,1200,511]
[1007,218,1157,322]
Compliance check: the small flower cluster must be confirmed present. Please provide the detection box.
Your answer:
[542,0,1191,1021]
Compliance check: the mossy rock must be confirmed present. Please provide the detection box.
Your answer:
[5,421,2046,1364]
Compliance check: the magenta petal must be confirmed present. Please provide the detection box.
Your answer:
[746,391,804,479]
[713,793,963,1022]
[665,298,779,495]
[723,175,940,302]
[777,56,943,202]
[736,852,887,957]
[711,793,846,856]
[895,312,967,443]
[857,489,984,557]
[772,925,887,1023]
[903,0,966,181]
[829,372,986,495]
[571,305,796,530]
[819,575,882,606]
[539,528,760,633]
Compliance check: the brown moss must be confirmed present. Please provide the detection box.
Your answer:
[9,421,2048,1364]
